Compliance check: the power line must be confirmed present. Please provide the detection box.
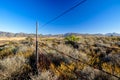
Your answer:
[41,0,87,27]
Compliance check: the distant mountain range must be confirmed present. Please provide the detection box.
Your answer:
[63,33,120,37]
[0,31,35,37]
[0,31,120,37]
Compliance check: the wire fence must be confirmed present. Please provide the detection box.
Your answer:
[38,46,88,79]
[38,42,120,79]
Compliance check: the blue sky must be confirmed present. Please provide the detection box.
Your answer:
[0,0,120,34]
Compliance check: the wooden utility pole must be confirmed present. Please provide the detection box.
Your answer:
[36,21,39,74]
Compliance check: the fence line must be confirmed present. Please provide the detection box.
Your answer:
[41,48,87,79]
[40,42,120,79]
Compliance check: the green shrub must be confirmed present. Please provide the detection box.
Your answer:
[64,35,80,49]
[65,35,79,42]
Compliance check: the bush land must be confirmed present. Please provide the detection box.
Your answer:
[0,36,120,80]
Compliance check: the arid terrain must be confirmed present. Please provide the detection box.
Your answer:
[0,35,120,80]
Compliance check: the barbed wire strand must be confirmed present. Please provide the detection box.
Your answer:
[41,47,87,79]
[40,43,120,79]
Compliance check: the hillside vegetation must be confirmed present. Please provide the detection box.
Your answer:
[0,35,120,80]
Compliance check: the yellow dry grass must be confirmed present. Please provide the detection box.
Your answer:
[0,37,26,41]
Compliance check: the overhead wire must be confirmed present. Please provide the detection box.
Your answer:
[37,0,120,79]
[41,0,87,27]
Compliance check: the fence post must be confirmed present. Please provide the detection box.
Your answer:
[36,21,39,75]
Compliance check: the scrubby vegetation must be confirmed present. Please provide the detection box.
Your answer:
[0,36,120,80]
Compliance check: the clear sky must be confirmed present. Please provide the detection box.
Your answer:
[0,0,120,34]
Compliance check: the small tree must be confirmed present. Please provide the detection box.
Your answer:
[64,35,80,49]
[65,35,79,42]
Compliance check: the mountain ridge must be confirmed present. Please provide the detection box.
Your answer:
[0,31,120,37]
